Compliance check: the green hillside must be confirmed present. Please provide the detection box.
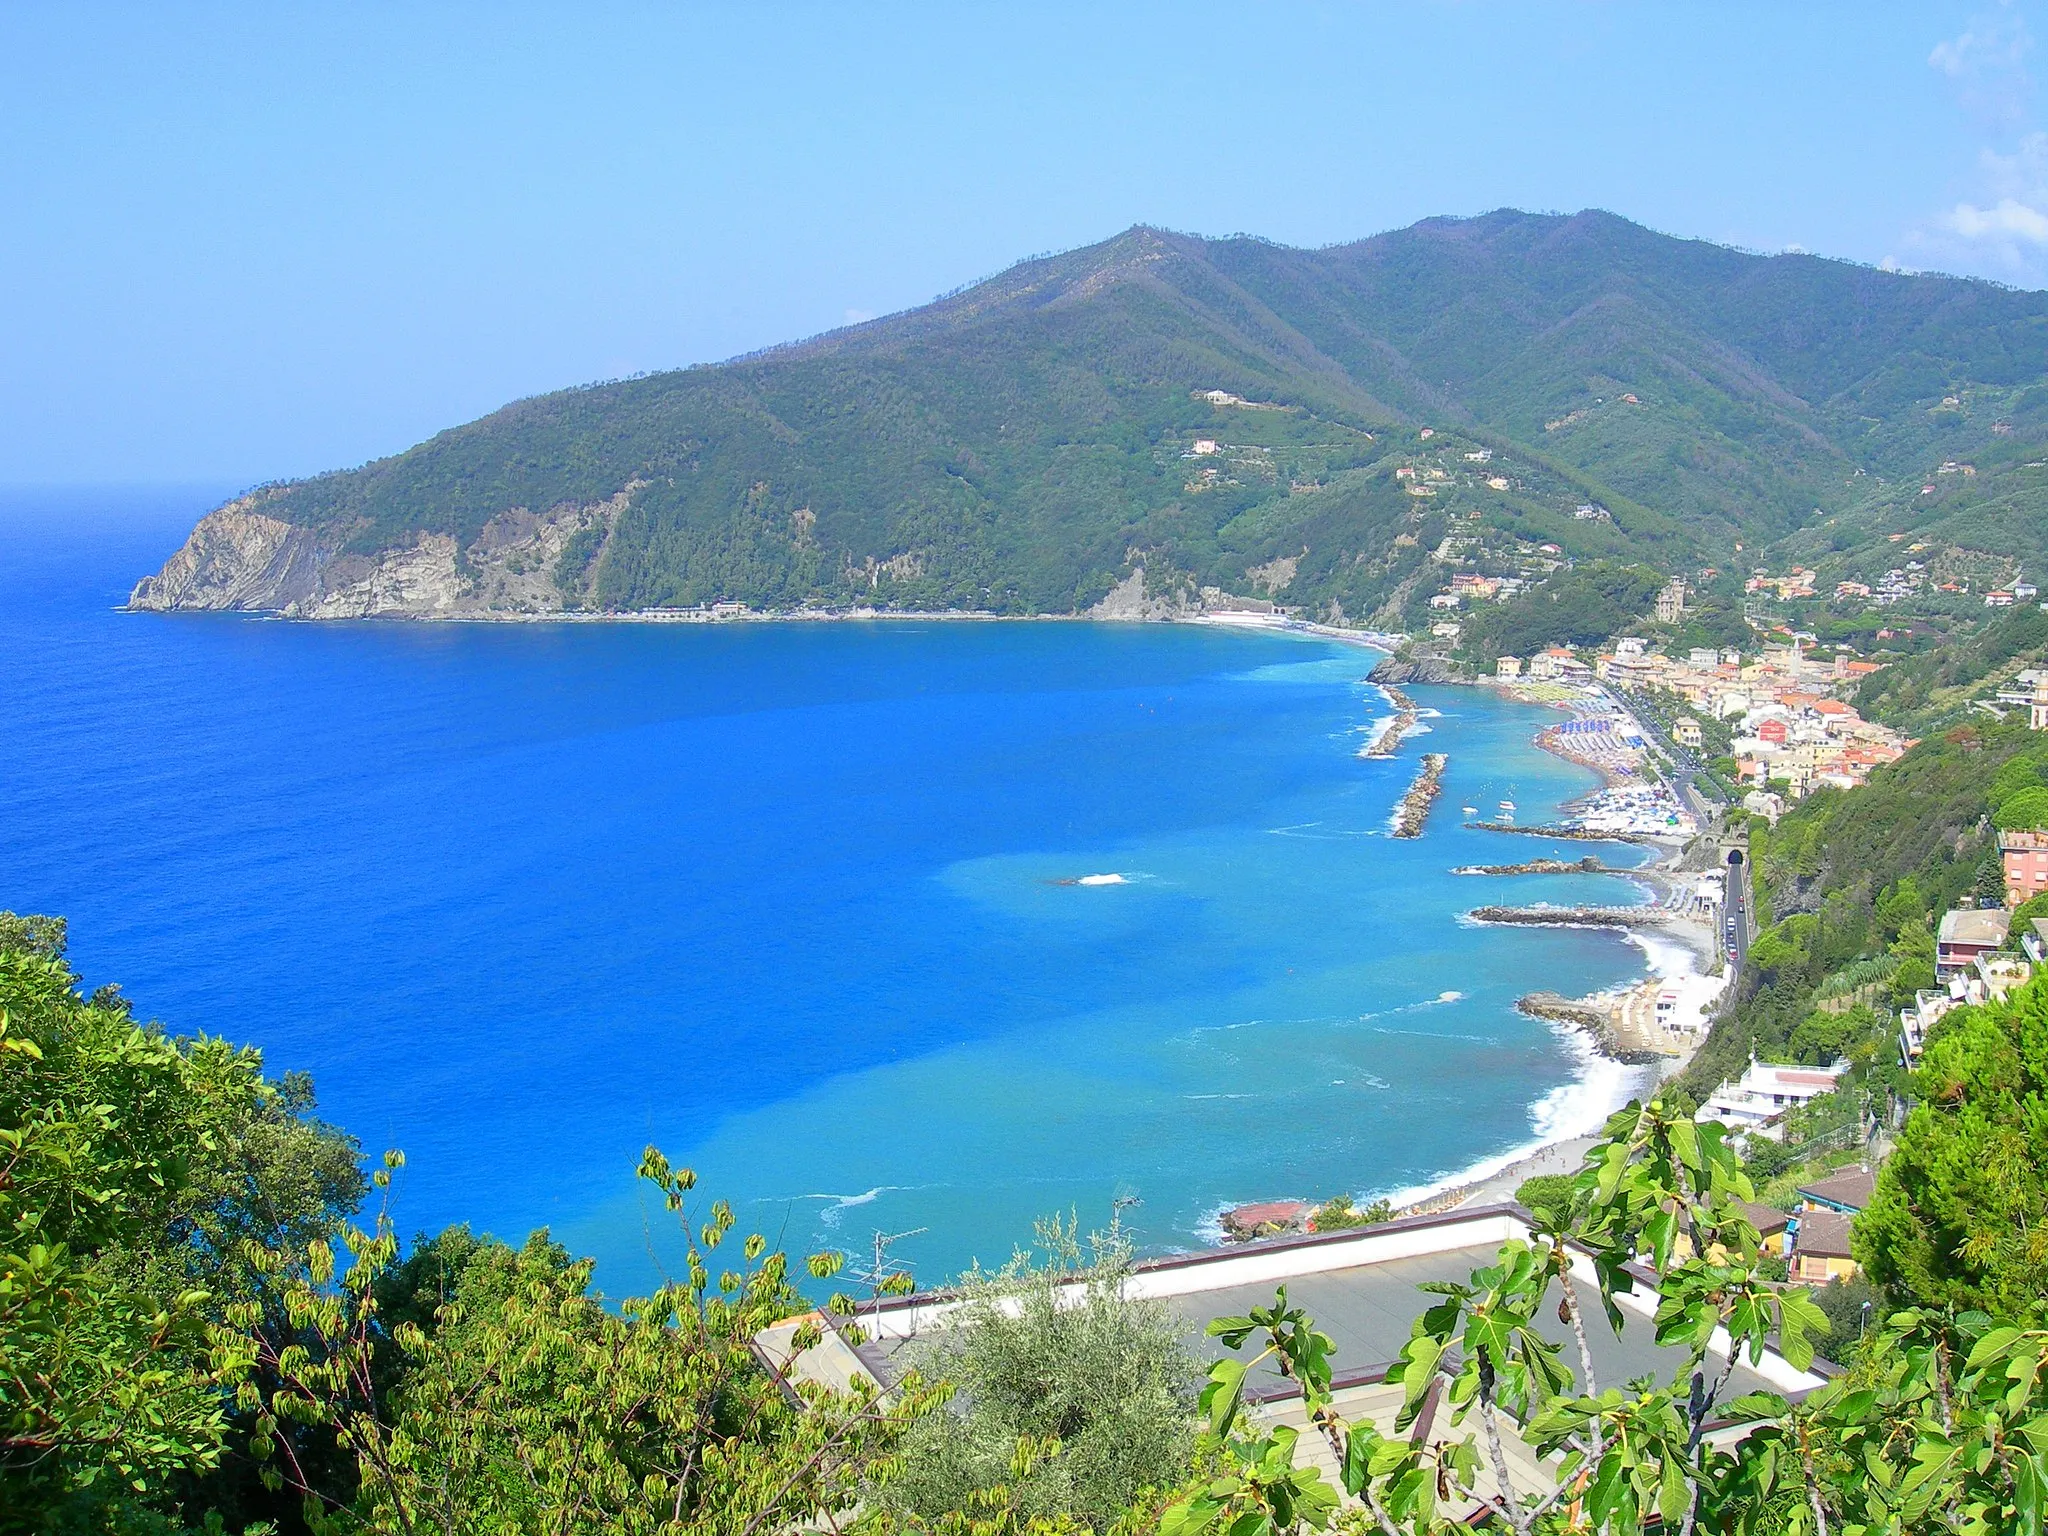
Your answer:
[156,211,2048,618]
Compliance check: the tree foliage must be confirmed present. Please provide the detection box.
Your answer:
[1859,971,2048,1321]
[1168,1097,2048,1536]
[219,1148,939,1536]
[874,1216,1199,1533]
[0,917,362,1536]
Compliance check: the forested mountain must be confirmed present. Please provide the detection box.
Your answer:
[132,210,2048,620]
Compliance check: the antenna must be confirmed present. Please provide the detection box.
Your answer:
[857,1226,926,1307]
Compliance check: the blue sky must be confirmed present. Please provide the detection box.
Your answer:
[6,2,2048,484]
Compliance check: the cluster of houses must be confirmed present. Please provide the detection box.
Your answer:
[1691,1059,1876,1285]
[1747,567,1819,600]
[1744,1165,1876,1286]
[1750,548,2040,611]
[1897,902,2047,1062]
[1491,637,1912,804]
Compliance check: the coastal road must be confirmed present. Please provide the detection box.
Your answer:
[1722,857,1752,977]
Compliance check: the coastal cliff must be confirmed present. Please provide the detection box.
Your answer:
[127,499,326,613]
[129,489,630,618]
[1366,654,1464,686]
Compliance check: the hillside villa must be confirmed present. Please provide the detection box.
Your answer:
[1694,1058,1848,1136]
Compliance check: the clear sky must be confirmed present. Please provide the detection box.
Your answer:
[7,2,2048,485]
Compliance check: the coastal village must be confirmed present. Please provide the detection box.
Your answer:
[1206,589,2048,1323]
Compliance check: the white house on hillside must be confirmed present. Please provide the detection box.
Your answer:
[1696,1058,1848,1137]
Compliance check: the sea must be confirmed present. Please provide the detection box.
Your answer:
[1,486,1661,1294]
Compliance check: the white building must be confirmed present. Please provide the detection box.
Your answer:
[1697,1058,1849,1136]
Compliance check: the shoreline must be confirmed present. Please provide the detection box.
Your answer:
[133,599,1412,649]
[1373,919,1724,1220]
[1209,657,1726,1242]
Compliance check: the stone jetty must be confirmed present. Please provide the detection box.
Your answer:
[1361,684,1419,758]
[1390,753,1448,838]
[1451,856,1614,876]
[1467,904,1669,928]
[1464,821,1654,845]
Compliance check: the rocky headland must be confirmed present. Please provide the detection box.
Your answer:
[129,489,635,619]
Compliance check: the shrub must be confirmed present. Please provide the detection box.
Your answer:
[1308,1193,1392,1231]
[878,1216,1200,1531]
[1513,1174,1575,1222]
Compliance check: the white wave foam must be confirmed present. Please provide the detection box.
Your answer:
[1345,990,1469,1028]
[1356,714,1398,755]
[1363,1035,1645,1213]
[797,1187,900,1225]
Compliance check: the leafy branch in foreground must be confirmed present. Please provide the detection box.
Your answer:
[220,1148,943,1536]
[1163,1095,2048,1535]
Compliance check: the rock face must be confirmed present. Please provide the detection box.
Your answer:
[1086,567,1194,621]
[127,500,326,613]
[127,490,630,618]
[1367,653,1465,685]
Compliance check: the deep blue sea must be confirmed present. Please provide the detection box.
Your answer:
[1,487,1658,1292]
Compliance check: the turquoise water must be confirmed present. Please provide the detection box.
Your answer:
[0,488,1653,1292]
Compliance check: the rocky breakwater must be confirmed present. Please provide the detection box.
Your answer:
[1390,753,1448,838]
[1467,903,1670,929]
[1464,821,1654,845]
[1515,991,1665,1066]
[1361,684,1420,758]
[1451,856,1613,876]
[128,486,636,619]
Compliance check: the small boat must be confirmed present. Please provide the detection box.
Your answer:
[1498,799,1516,813]
[1462,805,1480,816]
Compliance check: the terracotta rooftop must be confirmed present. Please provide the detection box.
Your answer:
[1797,1166,1877,1214]
[1793,1209,1854,1260]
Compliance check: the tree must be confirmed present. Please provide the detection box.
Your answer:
[2010,889,2048,944]
[1994,784,2048,830]
[1857,972,2048,1320]
[1510,1175,1573,1223]
[872,1215,1199,1532]
[0,924,360,1536]
[223,1148,940,1536]
[1874,875,1925,941]
[1163,1096,2048,1536]
[1307,1195,1391,1232]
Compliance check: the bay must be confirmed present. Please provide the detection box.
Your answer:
[0,487,1654,1290]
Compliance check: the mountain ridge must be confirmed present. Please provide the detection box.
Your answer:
[131,209,2048,622]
